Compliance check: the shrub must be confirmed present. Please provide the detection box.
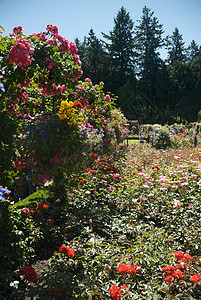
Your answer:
[153,128,171,149]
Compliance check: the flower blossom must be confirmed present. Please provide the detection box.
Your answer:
[18,266,37,283]
[59,245,75,258]
[109,284,122,300]
[8,38,33,67]
[191,274,201,284]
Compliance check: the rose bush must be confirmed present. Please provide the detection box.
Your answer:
[0,25,128,197]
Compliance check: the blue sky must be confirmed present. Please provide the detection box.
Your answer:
[1,0,201,56]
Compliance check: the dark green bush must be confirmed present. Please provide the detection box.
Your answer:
[153,129,171,149]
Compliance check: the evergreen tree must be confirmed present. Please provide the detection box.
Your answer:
[134,6,164,121]
[76,29,110,89]
[187,40,199,61]
[102,6,136,93]
[166,27,187,65]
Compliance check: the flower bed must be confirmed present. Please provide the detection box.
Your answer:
[3,143,200,299]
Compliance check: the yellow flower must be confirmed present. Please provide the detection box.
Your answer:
[113,119,118,125]
[58,100,76,120]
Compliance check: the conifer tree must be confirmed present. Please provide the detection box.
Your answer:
[134,6,164,121]
[76,29,109,87]
[102,6,136,93]
[166,27,187,65]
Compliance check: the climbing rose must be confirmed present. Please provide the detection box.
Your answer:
[13,26,23,34]
[8,38,33,67]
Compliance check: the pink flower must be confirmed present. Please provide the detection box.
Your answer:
[38,173,50,182]
[46,24,58,35]
[173,199,183,207]
[13,26,23,34]
[21,207,30,214]
[8,38,32,67]
[104,94,110,103]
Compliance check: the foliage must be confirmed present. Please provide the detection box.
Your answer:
[153,128,172,149]
[5,142,201,299]
[102,6,136,93]
[0,25,128,196]
[1,23,201,299]
[0,111,18,187]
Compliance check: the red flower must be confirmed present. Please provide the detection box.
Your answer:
[37,202,43,209]
[73,101,83,109]
[74,178,79,183]
[27,272,38,283]
[191,274,201,284]
[29,209,34,215]
[128,265,136,276]
[59,245,75,258]
[90,152,98,160]
[134,264,142,274]
[174,250,184,262]
[17,266,37,283]
[162,266,176,273]
[177,264,187,271]
[67,248,75,258]
[109,284,122,300]
[59,245,68,254]
[102,122,107,126]
[183,253,192,261]
[43,204,49,209]
[117,263,130,275]
[164,274,174,283]
[174,270,183,280]
[121,284,128,290]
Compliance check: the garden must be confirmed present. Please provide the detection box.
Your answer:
[0,25,201,299]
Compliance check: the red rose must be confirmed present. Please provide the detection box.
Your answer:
[73,101,83,109]
[109,284,122,300]
[27,272,38,283]
[191,274,201,284]
[135,264,142,274]
[128,265,136,276]
[117,263,130,275]
[174,270,183,280]
[174,250,184,262]
[164,274,174,282]
[67,248,75,258]
[37,202,43,209]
